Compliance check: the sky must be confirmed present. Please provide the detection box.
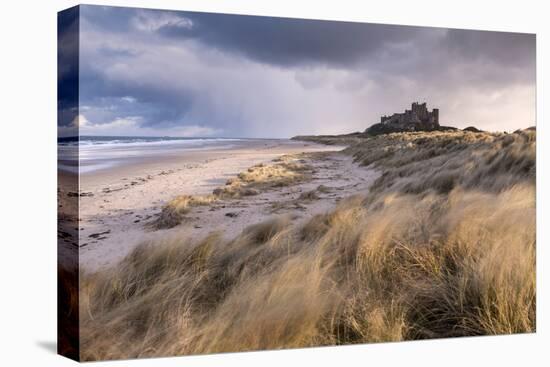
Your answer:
[58,5,536,138]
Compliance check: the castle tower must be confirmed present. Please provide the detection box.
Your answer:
[432,108,439,124]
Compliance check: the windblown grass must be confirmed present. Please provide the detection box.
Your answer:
[214,155,313,198]
[152,194,218,229]
[152,155,314,229]
[270,185,327,213]
[80,129,535,361]
[346,129,535,195]
[58,266,80,360]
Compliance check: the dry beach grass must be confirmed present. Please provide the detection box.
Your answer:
[152,154,314,229]
[78,129,535,360]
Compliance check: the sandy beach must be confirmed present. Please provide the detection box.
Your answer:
[77,139,377,271]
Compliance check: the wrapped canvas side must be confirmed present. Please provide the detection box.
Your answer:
[57,5,80,362]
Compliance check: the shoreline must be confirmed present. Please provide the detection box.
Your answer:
[78,139,359,271]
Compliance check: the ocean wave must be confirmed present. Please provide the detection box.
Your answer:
[58,136,244,147]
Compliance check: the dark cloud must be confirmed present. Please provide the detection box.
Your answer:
[80,5,432,69]
[79,66,196,128]
[149,9,536,79]
[159,13,433,68]
[445,28,535,69]
[73,4,536,137]
[58,6,79,130]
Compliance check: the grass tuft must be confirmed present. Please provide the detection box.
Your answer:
[152,155,314,229]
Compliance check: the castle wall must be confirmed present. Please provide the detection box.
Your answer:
[380,102,439,127]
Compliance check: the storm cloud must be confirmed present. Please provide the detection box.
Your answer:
[72,5,535,137]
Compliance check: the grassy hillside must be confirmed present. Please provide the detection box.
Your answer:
[79,129,536,360]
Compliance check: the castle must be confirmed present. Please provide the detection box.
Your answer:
[380,102,439,130]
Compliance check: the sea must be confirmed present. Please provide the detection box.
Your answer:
[57,136,253,174]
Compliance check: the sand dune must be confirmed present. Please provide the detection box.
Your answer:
[77,129,535,360]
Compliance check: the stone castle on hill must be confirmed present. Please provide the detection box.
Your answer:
[380,102,439,129]
[366,102,445,135]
